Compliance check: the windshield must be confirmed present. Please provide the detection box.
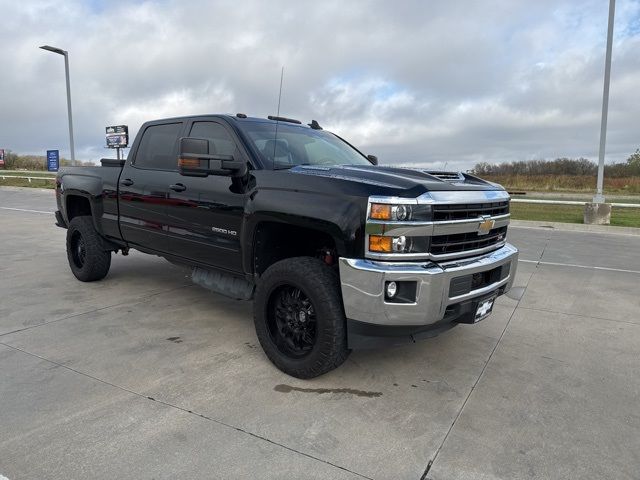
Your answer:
[237,121,372,169]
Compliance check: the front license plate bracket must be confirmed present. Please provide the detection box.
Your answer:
[474,295,496,323]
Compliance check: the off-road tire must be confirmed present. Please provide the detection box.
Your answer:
[254,257,350,378]
[66,215,111,282]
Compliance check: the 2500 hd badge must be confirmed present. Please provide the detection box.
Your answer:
[211,226,237,236]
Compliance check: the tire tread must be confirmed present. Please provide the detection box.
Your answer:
[66,216,111,282]
[254,257,350,378]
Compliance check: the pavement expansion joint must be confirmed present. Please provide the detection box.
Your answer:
[421,252,537,478]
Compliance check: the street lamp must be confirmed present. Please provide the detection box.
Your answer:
[584,0,615,224]
[594,0,616,204]
[39,45,75,162]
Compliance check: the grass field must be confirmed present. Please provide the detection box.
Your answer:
[510,202,640,227]
[0,175,55,189]
[484,174,640,194]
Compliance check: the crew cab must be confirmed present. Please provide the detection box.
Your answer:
[55,114,518,378]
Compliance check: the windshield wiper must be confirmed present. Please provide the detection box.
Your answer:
[272,163,312,170]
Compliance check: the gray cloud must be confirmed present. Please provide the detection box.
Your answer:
[0,0,639,170]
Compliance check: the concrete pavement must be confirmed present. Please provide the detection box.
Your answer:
[1,186,638,479]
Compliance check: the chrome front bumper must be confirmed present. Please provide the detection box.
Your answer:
[339,243,518,327]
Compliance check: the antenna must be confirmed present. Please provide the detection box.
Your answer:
[276,65,284,117]
[273,66,284,162]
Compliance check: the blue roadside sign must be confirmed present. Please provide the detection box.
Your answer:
[47,150,59,172]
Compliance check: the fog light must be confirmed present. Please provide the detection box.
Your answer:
[386,281,398,298]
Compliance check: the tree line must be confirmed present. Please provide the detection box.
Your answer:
[472,150,640,177]
[1,151,94,170]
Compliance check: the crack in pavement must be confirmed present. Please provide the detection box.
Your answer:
[0,343,373,480]
[419,241,543,480]
[519,258,640,275]
[517,305,640,327]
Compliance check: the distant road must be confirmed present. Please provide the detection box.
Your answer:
[0,186,56,213]
[521,190,640,203]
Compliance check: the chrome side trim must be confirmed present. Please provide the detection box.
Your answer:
[429,241,507,261]
[417,190,510,204]
[367,189,510,206]
[368,195,419,205]
[365,242,507,261]
[447,276,511,302]
[366,213,510,237]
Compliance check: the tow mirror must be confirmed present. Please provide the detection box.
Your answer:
[367,154,378,166]
[178,137,247,177]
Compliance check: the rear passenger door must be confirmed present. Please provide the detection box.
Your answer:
[118,121,186,253]
[166,119,249,273]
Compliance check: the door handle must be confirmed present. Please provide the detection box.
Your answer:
[121,178,134,186]
[169,183,187,192]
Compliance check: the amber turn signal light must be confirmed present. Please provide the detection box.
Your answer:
[369,235,393,252]
[370,203,392,220]
[178,157,200,167]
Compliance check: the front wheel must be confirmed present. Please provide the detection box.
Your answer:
[66,216,112,282]
[253,257,350,378]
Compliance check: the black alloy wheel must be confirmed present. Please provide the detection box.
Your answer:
[268,285,317,358]
[70,230,87,269]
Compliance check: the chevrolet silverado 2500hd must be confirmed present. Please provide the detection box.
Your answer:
[55,114,518,378]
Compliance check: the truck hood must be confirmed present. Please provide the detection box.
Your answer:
[287,164,502,193]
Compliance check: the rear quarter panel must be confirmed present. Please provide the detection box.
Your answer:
[57,166,122,240]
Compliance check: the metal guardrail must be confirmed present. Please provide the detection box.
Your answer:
[1,175,56,183]
[511,198,640,208]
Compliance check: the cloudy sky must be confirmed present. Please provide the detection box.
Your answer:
[1,0,639,170]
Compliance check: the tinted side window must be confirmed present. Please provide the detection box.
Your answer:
[189,122,236,156]
[134,123,182,170]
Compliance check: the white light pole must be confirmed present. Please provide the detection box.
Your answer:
[593,0,616,203]
[40,45,75,162]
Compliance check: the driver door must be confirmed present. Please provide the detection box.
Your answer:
[166,120,248,273]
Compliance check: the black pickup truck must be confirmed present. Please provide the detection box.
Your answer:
[55,114,518,378]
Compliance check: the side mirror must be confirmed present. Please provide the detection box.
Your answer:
[367,154,378,166]
[178,137,247,177]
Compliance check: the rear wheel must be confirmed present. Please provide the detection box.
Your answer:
[254,257,350,378]
[66,216,111,282]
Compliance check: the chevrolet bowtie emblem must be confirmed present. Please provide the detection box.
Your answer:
[477,215,495,235]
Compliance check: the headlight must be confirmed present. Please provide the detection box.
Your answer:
[366,197,431,257]
[369,203,431,221]
[394,205,410,221]
[370,203,413,221]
